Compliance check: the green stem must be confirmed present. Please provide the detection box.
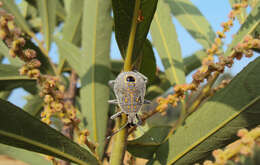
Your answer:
[109,115,127,165]
[123,0,140,72]
[110,0,141,164]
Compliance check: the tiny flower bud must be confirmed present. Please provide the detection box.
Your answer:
[9,49,16,58]
[24,49,36,59]
[216,31,226,38]
[27,59,41,68]
[228,11,235,19]
[44,95,54,103]
[237,128,248,137]
[19,66,28,75]
[0,29,7,39]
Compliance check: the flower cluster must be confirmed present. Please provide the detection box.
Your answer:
[200,127,260,165]
[155,0,256,114]
[0,5,41,78]
[233,35,260,60]
[39,76,66,124]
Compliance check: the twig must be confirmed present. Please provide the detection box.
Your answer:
[60,70,77,165]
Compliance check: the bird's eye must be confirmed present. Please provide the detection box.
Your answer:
[126,76,135,82]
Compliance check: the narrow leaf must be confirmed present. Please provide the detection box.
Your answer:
[0,143,51,165]
[127,126,172,159]
[64,0,72,14]
[112,0,158,61]
[0,99,99,165]
[55,0,66,21]
[55,38,85,76]
[36,0,57,51]
[58,0,83,72]
[224,1,260,57]
[111,60,123,75]
[165,0,215,49]
[23,95,43,116]
[151,0,186,85]
[24,0,66,21]
[1,0,32,35]
[81,0,113,157]
[249,0,258,8]
[62,0,83,43]
[0,91,11,100]
[0,64,37,94]
[139,40,156,83]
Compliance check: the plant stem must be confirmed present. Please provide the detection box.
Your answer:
[123,0,140,72]
[110,0,140,164]
[60,70,77,165]
[109,115,128,165]
[186,72,219,114]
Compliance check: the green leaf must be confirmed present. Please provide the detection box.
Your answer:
[0,91,11,100]
[64,0,72,14]
[24,0,66,21]
[112,0,158,61]
[128,57,260,164]
[127,126,172,159]
[23,95,43,116]
[80,0,113,158]
[0,99,99,165]
[151,0,186,85]
[111,60,123,75]
[165,0,215,49]
[55,0,66,21]
[0,40,23,66]
[224,1,260,57]
[0,64,37,94]
[229,0,247,24]
[139,40,156,83]
[62,0,83,43]
[55,38,85,76]
[58,0,83,73]
[1,0,32,35]
[36,0,57,51]
[183,49,207,75]
[249,0,258,8]
[146,71,171,100]
[0,143,51,165]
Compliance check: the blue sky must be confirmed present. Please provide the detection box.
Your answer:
[9,0,259,108]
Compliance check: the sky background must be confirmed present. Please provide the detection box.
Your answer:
[8,0,259,108]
